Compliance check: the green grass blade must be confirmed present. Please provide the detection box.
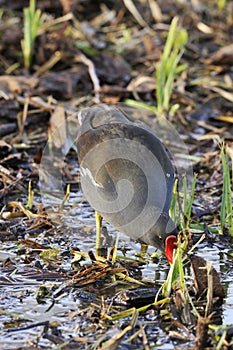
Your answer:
[185,174,197,230]
[155,16,188,117]
[163,50,183,110]
[23,8,32,69]
[162,16,179,62]
[21,0,41,69]
[220,144,233,235]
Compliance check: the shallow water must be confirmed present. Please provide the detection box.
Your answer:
[0,198,233,349]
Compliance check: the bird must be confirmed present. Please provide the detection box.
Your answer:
[77,105,178,263]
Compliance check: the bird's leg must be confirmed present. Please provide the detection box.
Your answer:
[95,211,103,255]
[140,243,148,256]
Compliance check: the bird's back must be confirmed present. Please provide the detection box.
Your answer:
[77,105,175,244]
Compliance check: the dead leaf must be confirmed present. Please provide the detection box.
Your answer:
[0,75,38,94]
[208,44,233,65]
[0,140,12,158]
[148,0,163,22]
[123,0,148,27]
[194,314,212,350]
[20,238,50,250]
[210,86,233,103]
[214,115,233,124]
[59,0,73,14]
[49,105,66,148]
[190,255,225,299]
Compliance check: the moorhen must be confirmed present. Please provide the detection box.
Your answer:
[77,105,177,263]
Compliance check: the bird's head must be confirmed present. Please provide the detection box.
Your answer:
[139,212,178,264]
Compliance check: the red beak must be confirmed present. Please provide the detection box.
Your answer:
[165,235,177,264]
